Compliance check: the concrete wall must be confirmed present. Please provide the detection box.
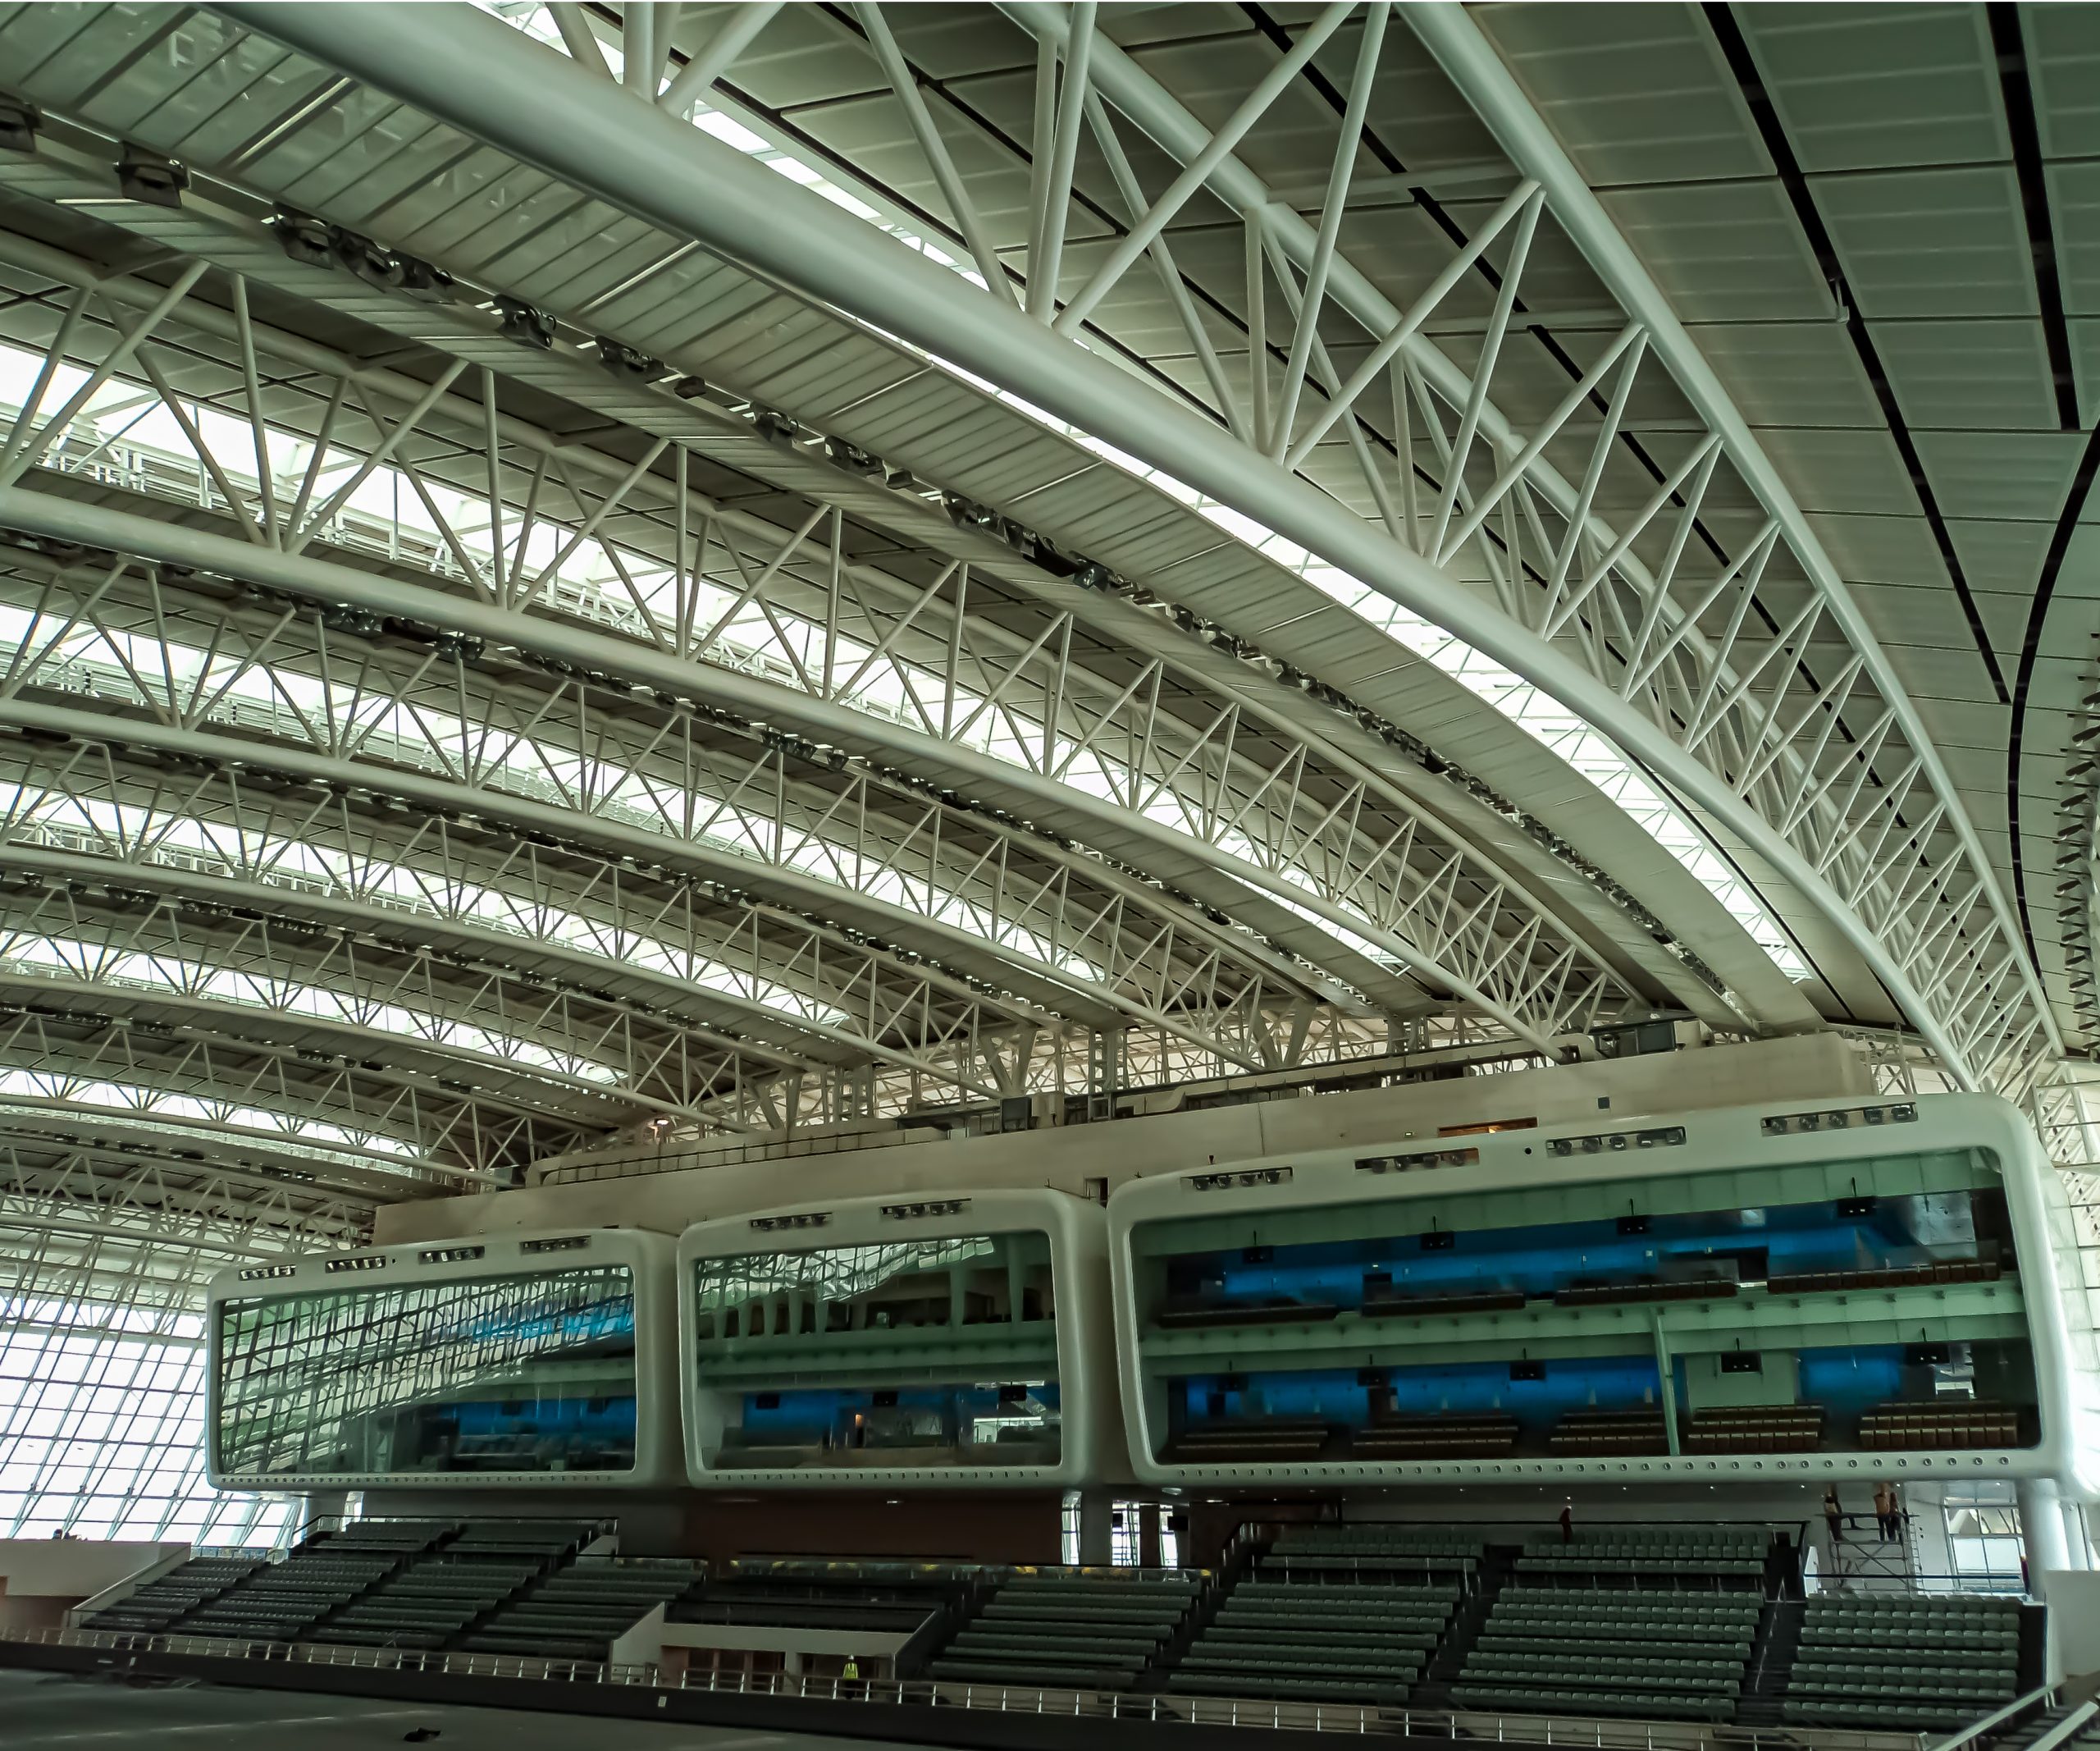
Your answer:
[375,1035,1870,1245]
[2041,1570,2100,1680]
[1174,1481,1833,1572]
[610,1604,914,1676]
[0,1539,185,1634]
[1682,1351,1802,1412]
[677,1492,1062,1568]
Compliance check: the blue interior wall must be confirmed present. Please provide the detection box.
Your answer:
[1179,1356,1662,1429]
[1185,1192,1987,1311]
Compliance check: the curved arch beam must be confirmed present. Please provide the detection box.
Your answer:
[0,541,1356,1058]
[0,217,1678,1031]
[221,0,2038,1091]
[0,1104,420,1202]
[0,966,636,1132]
[0,836,1054,1106]
[0,899,732,1128]
[0,487,1584,1052]
[0,1141,372,1255]
[0,694,1078,1066]
[1400,0,2038,1023]
[0,691,1274,1070]
[0,1036,518,1180]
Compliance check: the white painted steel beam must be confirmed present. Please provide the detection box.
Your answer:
[0,139,1714,1043]
[217,0,2015,1091]
[1399,0,2055,1061]
[0,483,1569,1052]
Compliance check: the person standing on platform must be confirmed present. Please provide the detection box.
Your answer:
[1559,1502,1573,1543]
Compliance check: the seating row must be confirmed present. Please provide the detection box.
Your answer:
[1363,1289,1527,1318]
[1859,1401,2020,1450]
[1783,1700,1975,1730]
[326,1520,459,1552]
[1784,1594,2024,1730]
[1515,1555,1764,1579]
[151,1536,931,1665]
[1159,1256,1997,1330]
[1156,1299,1339,1329]
[463,1561,703,1662]
[322,1558,541,1650]
[1553,1280,1738,1307]
[1547,1410,1670,1456]
[1766,1257,2001,1296]
[1271,1525,1484,1557]
[1453,1579,1760,1726]
[1524,1528,1767,1557]
[1806,1593,2015,1616]
[1164,1396,2032,1461]
[81,1520,603,1650]
[80,1555,261,1634]
[1453,1687,1737,1723]
[1483,1625,1753,1651]
[929,1572,1202,1694]
[1350,1414,1519,1459]
[1684,1406,1824,1454]
[1167,1420,1330,1461]
[673,1559,947,1635]
[1162,1571,1462,1708]
[1492,1585,1761,1610]
[1492,1593,1763,1619]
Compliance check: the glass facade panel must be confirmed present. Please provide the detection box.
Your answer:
[1132,1147,2037,1463]
[1941,1484,2025,1593]
[215,1265,637,1479]
[690,1232,1059,1469]
[0,1297,290,1543]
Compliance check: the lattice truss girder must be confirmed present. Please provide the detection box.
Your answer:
[0,192,1662,1086]
[0,722,1199,1129]
[0,546,1398,1090]
[0,743,1029,1100]
[0,697,1427,1165]
[0,1129,370,1265]
[152,0,2058,1096]
[0,982,580,1182]
[0,861,730,1122]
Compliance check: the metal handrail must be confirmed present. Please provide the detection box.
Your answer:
[2027,1702,2100,1751]
[5,1623,1930,1751]
[1926,1685,2061,1751]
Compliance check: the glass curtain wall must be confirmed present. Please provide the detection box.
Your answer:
[0,1232,291,1544]
[216,1265,639,1479]
[1943,1484,2025,1592]
[689,1233,1060,1469]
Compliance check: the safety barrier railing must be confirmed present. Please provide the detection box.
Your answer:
[6,1623,1934,1750]
[1808,1570,2030,1599]
[11,1625,656,1688]
[1924,1685,2063,1751]
[536,1122,934,1186]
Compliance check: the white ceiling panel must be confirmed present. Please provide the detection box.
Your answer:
[1814,167,2038,321]
[1871,319,2058,432]
[1734,2,2006,173]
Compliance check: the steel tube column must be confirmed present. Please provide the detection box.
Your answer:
[2020,1476,2074,1579]
[2063,1497,2093,1570]
[212,0,2008,1090]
